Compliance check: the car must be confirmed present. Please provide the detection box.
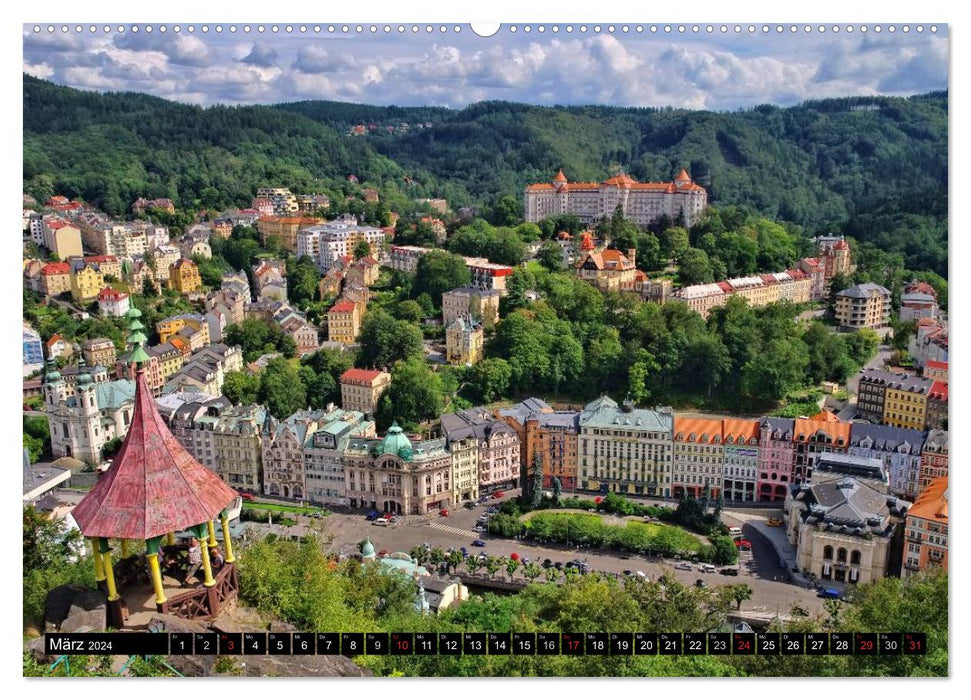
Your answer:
[493,491,505,499]
[728,526,743,537]
[542,559,553,569]
[766,517,783,527]
[623,569,633,576]
[365,510,379,521]
[477,495,491,504]
[472,539,486,547]
[372,517,390,526]
[735,539,753,549]
[700,564,716,573]
[554,562,564,571]
[383,513,394,520]
[464,501,477,509]
[635,571,647,579]
[675,562,693,571]
[486,506,499,513]
[240,492,257,502]
[439,508,449,517]
[377,549,390,557]
[719,567,739,576]
[695,579,707,588]
[817,587,842,599]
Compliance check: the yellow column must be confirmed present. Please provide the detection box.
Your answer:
[121,540,130,558]
[90,538,105,582]
[166,532,175,546]
[207,520,217,548]
[199,542,216,587]
[220,513,235,564]
[99,539,119,602]
[147,553,167,605]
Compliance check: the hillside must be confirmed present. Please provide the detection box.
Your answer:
[24,75,947,275]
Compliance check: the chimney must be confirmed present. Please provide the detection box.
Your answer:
[627,248,636,268]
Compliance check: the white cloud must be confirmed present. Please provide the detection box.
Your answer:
[23,62,54,79]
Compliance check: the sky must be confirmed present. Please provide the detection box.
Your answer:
[22,23,949,111]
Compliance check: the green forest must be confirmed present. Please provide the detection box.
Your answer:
[25,75,947,276]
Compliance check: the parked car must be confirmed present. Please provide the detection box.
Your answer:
[700,564,716,573]
[635,570,647,579]
[365,510,380,521]
[240,492,257,502]
[623,569,633,576]
[477,495,491,504]
[440,508,449,517]
[373,517,390,526]
[766,517,783,527]
[493,491,505,499]
[675,562,693,571]
[486,506,499,513]
[728,527,743,537]
[817,587,842,599]
[472,539,486,547]
[719,567,739,576]
[735,539,753,549]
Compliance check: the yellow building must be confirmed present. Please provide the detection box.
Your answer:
[256,216,324,251]
[339,368,391,415]
[576,248,638,293]
[882,375,933,431]
[835,282,891,330]
[327,299,360,344]
[169,258,202,294]
[156,314,210,346]
[84,255,122,280]
[446,316,484,366]
[70,262,106,304]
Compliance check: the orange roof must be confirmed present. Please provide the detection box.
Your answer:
[908,476,948,523]
[553,168,568,183]
[793,416,850,445]
[45,334,63,346]
[580,231,595,250]
[926,360,947,370]
[169,337,189,353]
[329,300,357,314]
[675,167,692,182]
[259,216,323,225]
[674,417,724,444]
[810,410,840,423]
[603,174,638,187]
[340,368,386,384]
[98,287,128,301]
[722,418,760,443]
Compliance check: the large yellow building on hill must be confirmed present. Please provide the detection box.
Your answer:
[169,258,202,294]
[70,261,105,304]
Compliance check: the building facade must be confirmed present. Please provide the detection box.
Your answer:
[672,417,725,499]
[525,168,707,228]
[834,283,891,330]
[445,316,484,366]
[339,368,392,415]
[442,287,501,328]
[721,419,760,503]
[902,476,948,579]
[757,417,795,503]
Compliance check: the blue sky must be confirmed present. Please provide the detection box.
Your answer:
[22,24,949,111]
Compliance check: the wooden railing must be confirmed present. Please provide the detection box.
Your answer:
[159,563,239,620]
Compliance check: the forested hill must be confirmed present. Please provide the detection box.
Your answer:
[23,75,446,217]
[24,75,947,275]
[281,94,948,276]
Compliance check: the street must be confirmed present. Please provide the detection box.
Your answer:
[314,492,826,618]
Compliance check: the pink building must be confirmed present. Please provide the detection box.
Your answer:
[757,417,795,502]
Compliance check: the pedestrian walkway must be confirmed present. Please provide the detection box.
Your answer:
[427,522,479,539]
[723,510,813,588]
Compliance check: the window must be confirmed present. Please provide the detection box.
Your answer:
[823,546,833,560]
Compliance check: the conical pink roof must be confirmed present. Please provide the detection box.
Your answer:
[73,368,239,540]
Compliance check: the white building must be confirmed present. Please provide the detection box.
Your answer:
[97,287,131,318]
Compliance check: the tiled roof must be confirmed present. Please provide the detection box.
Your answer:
[580,396,672,432]
[908,476,948,523]
[674,417,724,443]
[340,368,387,384]
[838,282,891,299]
[329,300,357,314]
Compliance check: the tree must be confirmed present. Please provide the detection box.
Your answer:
[24,505,92,629]
[375,358,445,430]
[485,556,502,580]
[287,255,321,309]
[536,241,565,272]
[636,232,664,271]
[522,561,543,583]
[676,247,715,285]
[470,358,512,403]
[259,358,307,418]
[505,557,520,581]
[551,476,562,504]
[353,240,372,259]
[627,348,660,405]
[730,583,753,610]
[489,195,523,227]
[101,437,123,460]
[446,549,464,575]
[23,416,51,462]
[357,309,424,369]
[660,226,690,260]
[412,250,471,309]
[530,454,544,508]
[394,300,423,324]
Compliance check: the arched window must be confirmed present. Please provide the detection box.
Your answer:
[850,550,862,565]
[837,548,847,563]
[823,545,833,560]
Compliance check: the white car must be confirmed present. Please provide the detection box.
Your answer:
[675,562,693,571]
[635,570,647,579]
[372,517,390,526]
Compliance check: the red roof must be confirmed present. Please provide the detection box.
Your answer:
[926,360,948,370]
[72,368,238,540]
[341,368,386,384]
[98,287,128,302]
[929,381,948,401]
[553,168,568,183]
[330,301,357,314]
[717,281,733,293]
[45,333,63,347]
[41,262,71,275]
[85,255,118,264]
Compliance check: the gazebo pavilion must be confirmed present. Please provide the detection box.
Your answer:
[71,307,241,628]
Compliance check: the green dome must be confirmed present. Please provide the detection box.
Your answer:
[77,373,92,386]
[379,422,413,461]
[361,538,375,559]
[45,369,62,383]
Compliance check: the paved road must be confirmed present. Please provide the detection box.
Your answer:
[316,493,825,617]
[845,343,894,400]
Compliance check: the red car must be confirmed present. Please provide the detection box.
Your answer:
[735,539,752,549]
[493,491,505,499]
[440,508,449,517]
[240,492,257,502]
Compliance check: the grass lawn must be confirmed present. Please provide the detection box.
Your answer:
[522,511,703,552]
[243,503,328,516]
